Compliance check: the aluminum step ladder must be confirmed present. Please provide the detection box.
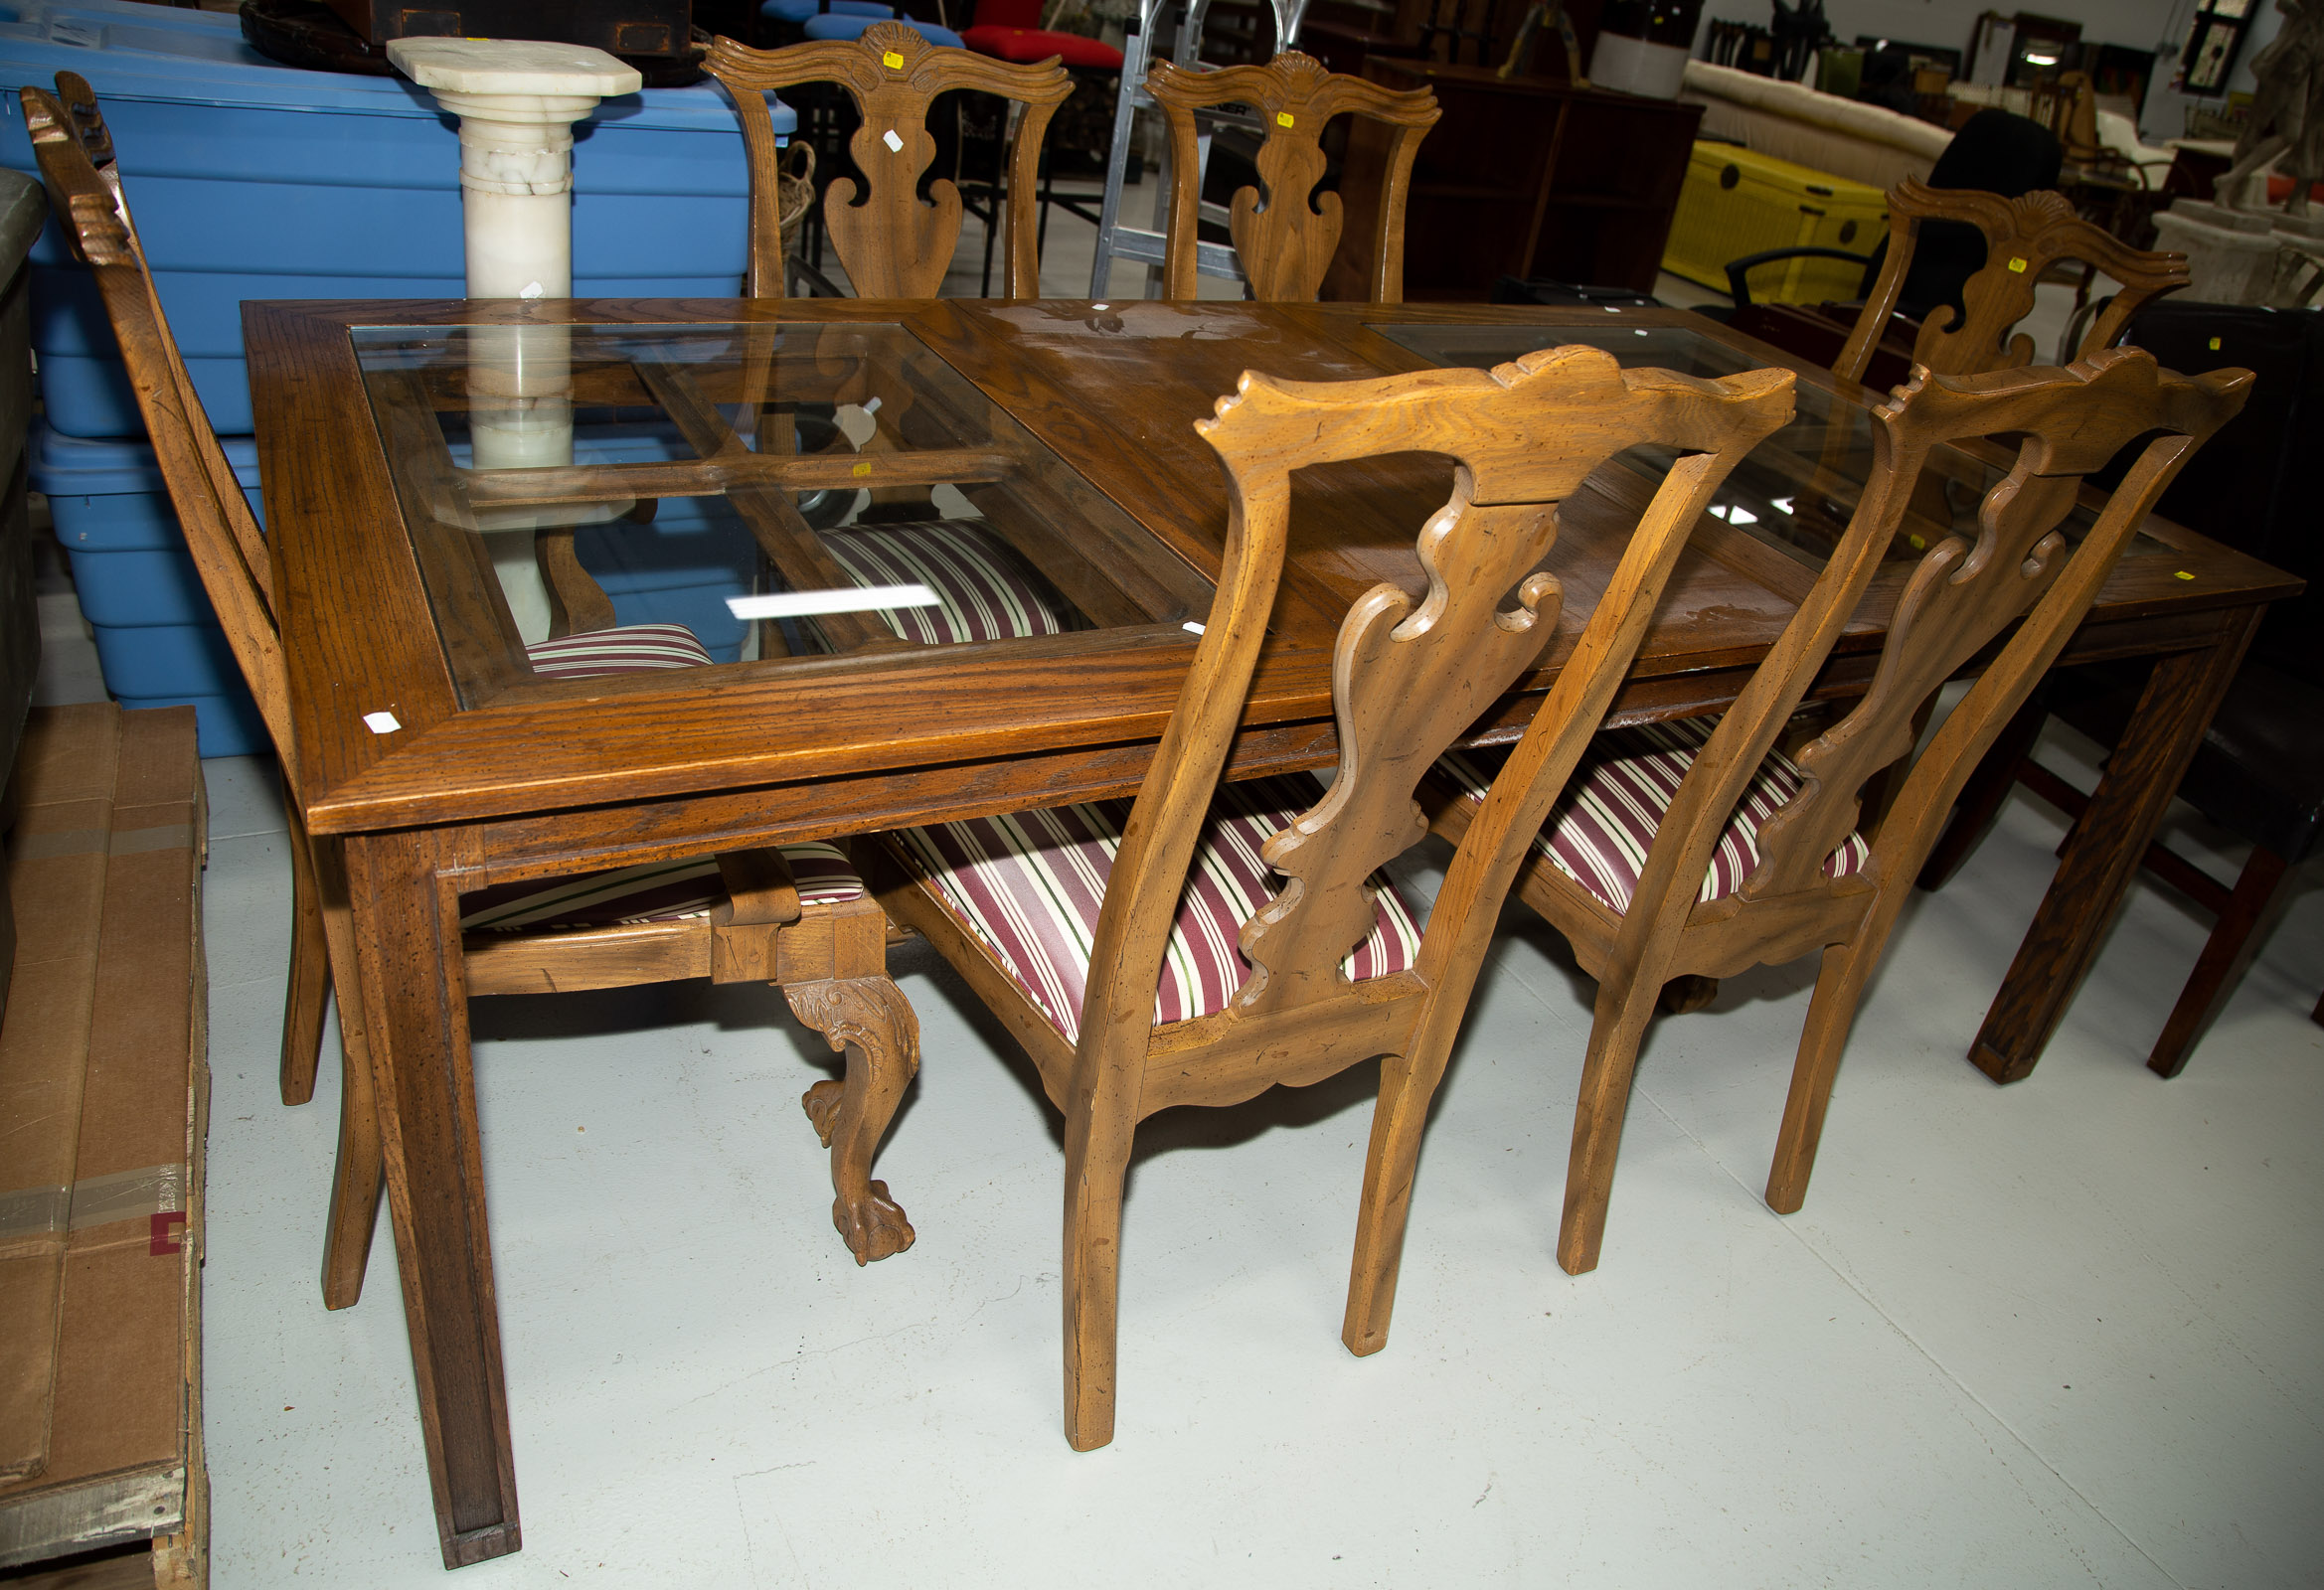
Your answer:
[1083,0,1313,298]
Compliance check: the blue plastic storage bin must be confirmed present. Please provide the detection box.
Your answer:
[0,0,791,437]
[32,420,760,757]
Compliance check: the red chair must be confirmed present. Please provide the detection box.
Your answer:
[961,0,1123,69]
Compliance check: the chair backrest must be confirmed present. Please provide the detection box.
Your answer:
[1836,178,2189,385]
[706,26,1072,299]
[1146,51,1438,302]
[1862,106,2061,319]
[1615,350,2249,965]
[1072,346,1793,1075]
[19,76,297,766]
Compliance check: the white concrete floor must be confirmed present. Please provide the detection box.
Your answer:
[34,206,2324,1587]
[184,717,2324,1589]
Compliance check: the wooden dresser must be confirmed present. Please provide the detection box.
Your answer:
[1326,59,1703,300]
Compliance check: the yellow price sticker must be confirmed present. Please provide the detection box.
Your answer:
[2174,569,2195,580]
[2007,255,2028,272]
[2209,336,2223,351]
[1275,110,1294,127]
[1907,534,1924,551]
[883,50,905,68]
[853,461,874,477]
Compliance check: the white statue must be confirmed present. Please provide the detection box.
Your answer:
[2219,0,2324,216]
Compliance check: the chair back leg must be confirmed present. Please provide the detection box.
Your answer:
[2149,844,2294,1078]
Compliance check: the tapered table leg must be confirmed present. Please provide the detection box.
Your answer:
[1968,606,2262,1084]
[344,829,522,1568]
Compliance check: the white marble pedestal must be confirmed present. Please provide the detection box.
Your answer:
[390,39,644,641]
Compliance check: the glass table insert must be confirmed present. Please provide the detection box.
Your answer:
[1371,320,2170,573]
[351,320,1215,707]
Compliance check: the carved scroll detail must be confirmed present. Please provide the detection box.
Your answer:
[706,28,1071,300]
[786,976,921,1264]
[1746,464,2075,896]
[1149,52,1439,302]
[1240,489,1562,1011]
[1889,180,2190,375]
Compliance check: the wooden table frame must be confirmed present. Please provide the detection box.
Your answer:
[245,296,2294,1567]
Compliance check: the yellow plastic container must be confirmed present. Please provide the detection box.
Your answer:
[1662,143,1890,304]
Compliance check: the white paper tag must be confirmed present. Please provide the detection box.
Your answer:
[363,711,402,733]
[883,128,904,153]
[1183,620,1206,635]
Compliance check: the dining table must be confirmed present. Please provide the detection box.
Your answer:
[242,292,2298,1567]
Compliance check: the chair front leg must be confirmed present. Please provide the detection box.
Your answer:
[1343,1046,1435,1357]
[280,795,330,1106]
[787,976,920,1264]
[1062,1094,1137,1452]
[310,831,385,1311]
[1558,970,1665,1276]
[1765,936,1880,1214]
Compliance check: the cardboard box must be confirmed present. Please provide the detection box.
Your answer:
[0,704,208,1587]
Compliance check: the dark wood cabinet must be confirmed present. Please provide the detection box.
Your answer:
[1326,59,1701,300]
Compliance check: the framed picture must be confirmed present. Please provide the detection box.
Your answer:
[2179,3,2253,95]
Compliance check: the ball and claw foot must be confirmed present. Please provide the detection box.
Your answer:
[836,1182,915,1264]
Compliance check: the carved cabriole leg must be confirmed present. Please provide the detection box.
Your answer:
[280,795,329,1107]
[784,977,920,1265]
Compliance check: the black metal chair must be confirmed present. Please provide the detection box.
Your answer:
[1723,108,2067,315]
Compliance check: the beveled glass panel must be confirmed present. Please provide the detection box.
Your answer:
[351,321,1213,708]
[1372,320,2170,571]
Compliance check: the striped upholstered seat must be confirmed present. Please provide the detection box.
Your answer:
[523,622,717,679]
[464,622,869,931]
[1435,717,1871,915]
[822,519,1081,645]
[888,774,1422,1042]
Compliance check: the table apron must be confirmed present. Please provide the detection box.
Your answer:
[375,597,2269,890]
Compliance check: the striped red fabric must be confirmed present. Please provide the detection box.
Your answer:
[459,841,866,933]
[1436,717,1871,914]
[889,774,1423,1043]
[524,622,715,680]
[820,519,1082,645]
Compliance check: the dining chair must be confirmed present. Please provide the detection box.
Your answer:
[1146,50,1439,302]
[706,23,1072,299]
[1422,349,2251,1276]
[1824,178,2190,386]
[862,344,1796,1448]
[22,77,928,1308]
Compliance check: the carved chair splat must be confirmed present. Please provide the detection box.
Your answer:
[1424,349,2251,1277]
[1836,179,2192,386]
[21,77,927,1301]
[866,344,1794,1450]
[706,25,1072,299]
[1146,50,1439,302]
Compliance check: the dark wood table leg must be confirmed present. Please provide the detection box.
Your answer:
[343,828,523,1568]
[1967,605,2263,1084]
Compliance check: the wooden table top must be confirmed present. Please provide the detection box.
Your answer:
[244,296,2299,845]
